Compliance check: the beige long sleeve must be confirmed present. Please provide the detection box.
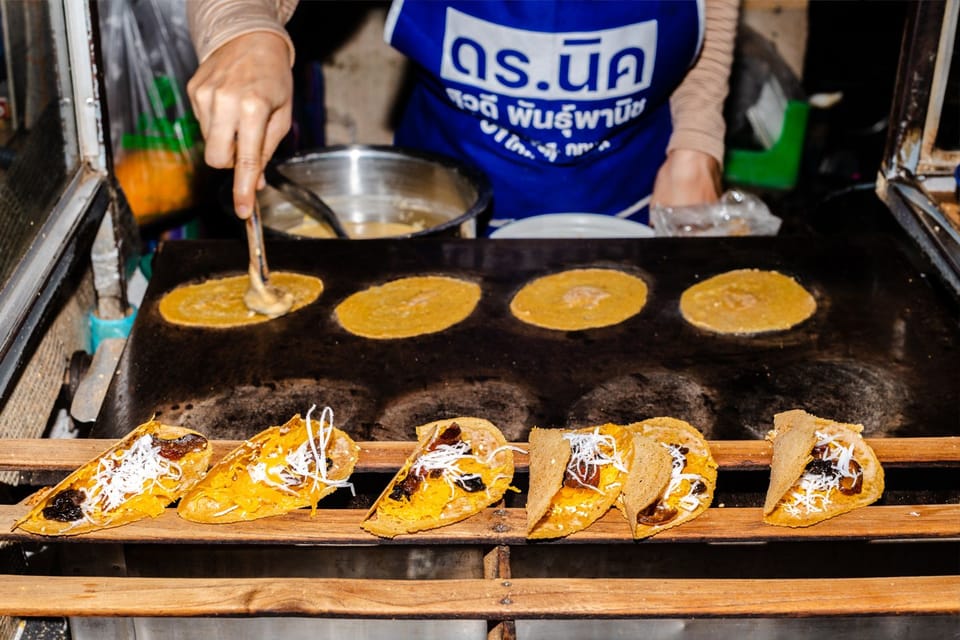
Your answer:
[188,0,738,162]
[667,0,741,164]
[187,0,299,64]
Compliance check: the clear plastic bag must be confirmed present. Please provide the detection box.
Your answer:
[650,189,782,237]
[99,0,203,225]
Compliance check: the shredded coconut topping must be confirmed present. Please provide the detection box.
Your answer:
[247,405,355,497]
[814,431,858,479]
[780,431,857,516]
[415,437,522,500]
[661,443,704,513]
[411,439,483,500]
[483,444,527,463]
[81,433,183,523]
[562,428,628,494]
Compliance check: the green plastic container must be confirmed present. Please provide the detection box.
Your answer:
[724,99,810,190]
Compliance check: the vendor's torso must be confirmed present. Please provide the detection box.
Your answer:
[385,0,703,227]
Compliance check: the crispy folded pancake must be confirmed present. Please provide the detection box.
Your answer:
[159,272,323,328]
[620,417,718,539]
[679,269,816,335]
[178,407,359,523]
[510,268,649,331]
[14,421,211,536]
[763,409,884,527]
[361,417,516,538]
[335,275,481,339]
[526,424,634,540]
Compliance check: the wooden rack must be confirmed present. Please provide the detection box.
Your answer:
[1,437,958,624]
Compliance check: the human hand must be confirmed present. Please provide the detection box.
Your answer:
[650,149,723,209]
[187,32,294,219]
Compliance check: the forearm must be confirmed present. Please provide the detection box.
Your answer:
[187,0,299,64]
[667,0,740,165]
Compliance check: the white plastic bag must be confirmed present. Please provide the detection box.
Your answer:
[650,189,782,237]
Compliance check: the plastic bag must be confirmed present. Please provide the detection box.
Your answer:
[99,0,203,225]
[650,189,782,237]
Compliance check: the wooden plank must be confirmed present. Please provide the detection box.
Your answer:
[2,504,957,546]
[485,546,516,640]
[0,574,955,618]
[1,437,958,472]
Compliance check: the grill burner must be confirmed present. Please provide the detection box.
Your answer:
[729,359,910,438]
[372,378,543,441]
[152,378,374,440]
[565,371,718,436]
[93,236,959,442]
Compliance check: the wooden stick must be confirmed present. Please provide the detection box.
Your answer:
[3,504,957,546]
[0,574,955,618]
[1,436,958,472]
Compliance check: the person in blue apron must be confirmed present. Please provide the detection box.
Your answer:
[187,0,738,232]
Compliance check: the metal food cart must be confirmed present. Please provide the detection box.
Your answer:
[0,1,957,638]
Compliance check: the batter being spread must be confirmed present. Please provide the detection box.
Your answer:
[159,272,323,328]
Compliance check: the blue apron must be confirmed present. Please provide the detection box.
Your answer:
[385,0,703,229]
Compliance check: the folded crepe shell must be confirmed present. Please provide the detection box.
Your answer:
[763,409,884,527]
[177,409,359,523]
[361,417,515,538]
[526,424,634,540]
[621,433,673,534]
[621,417,717,539]
[525,428,570,532]
[15,420,211,536]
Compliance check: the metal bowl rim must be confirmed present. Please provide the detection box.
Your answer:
[276,144,492,238]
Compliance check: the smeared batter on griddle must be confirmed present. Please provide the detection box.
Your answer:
[510,268,649,331]
[679,269,815,335]
[159,272,323,328]
[334,275,481,339]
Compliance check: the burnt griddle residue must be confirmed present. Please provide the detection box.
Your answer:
[564,371,718,437]
[728,359,909,438]
[93,237,959,442]
[153,378,375,440]
[371,378,544,442]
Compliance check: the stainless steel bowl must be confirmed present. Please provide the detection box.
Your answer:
[258,145,491,239]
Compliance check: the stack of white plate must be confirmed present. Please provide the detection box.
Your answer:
[490,213,654,239]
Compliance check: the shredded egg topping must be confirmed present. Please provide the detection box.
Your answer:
[562,428,628,494]
[781,430,858,516]
[81,433,183,523]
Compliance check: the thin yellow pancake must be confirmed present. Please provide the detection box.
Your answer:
[679,269,815,335]
[14,421,211,536]
[361,417,516,538]
[335,275,481,339]
[510,268,649,331]
[177,407,360,523]
[159,272,323,328]
[763,409,884,528]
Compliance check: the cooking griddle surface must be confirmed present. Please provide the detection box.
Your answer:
[93,236,960,441]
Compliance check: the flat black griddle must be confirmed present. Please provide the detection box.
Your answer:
[92,235,960,443]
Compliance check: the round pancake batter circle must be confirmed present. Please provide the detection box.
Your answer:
[159,272,323,328]
[679,269,816,335]
[509,268,649,331]
[335,275,481,339]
